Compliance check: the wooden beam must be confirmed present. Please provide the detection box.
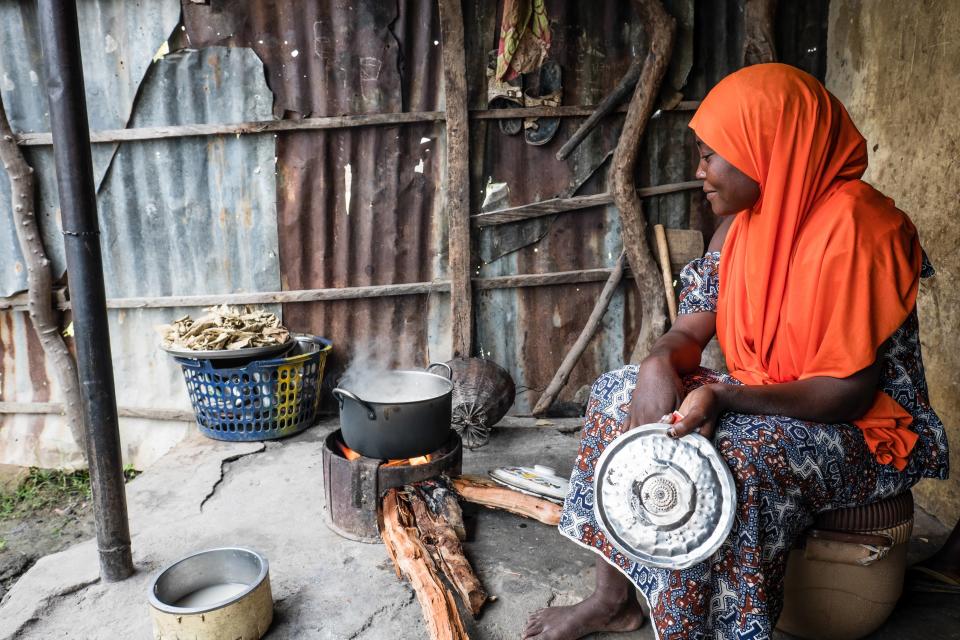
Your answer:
[0,401,194,422]
[471,180,703,227]
[13,103,701,147]
[438,0,472,358]
[0,231,702,312]
[15,111,446,146]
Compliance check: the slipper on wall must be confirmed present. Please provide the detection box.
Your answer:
[487,49,524,136]
[522,57,562,146]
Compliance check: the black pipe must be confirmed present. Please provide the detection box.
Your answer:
[37,0,133,581]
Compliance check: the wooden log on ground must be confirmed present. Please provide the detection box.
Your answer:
[613,0,677,363]
[380,489,468,640]
[0,95,85,454]
[451,475,561,526]
[438,0,473,358]
[414,478,467,541]
[531,251,627,416]
[408,484,487,616]
[654,224,678,322]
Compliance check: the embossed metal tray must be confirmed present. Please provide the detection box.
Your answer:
[593,424,736,569]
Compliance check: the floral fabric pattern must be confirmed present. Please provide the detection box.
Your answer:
[557,253,948,639]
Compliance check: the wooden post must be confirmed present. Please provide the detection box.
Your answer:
[654,224,678,322]
[743,0,777,66]
[612,0,677,363]
[0,81,85,455]
[438,0,473,358]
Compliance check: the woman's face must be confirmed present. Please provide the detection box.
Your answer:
[695,136,760,216]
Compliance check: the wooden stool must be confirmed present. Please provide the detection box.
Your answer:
[777,491,914,640]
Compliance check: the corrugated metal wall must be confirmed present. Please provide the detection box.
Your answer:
[0,0,828,468]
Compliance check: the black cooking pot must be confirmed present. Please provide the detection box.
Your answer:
[332,363,453,459]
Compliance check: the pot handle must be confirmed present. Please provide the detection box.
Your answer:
[332,388,377,420]
[427,362,453,379]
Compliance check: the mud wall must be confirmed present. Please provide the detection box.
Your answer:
[827,0,960,525]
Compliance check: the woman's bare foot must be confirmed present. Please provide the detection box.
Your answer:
[522,591,645,640]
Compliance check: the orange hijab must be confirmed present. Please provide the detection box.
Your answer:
[689,64,922,470]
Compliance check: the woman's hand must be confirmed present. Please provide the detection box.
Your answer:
[627,356,686,430]
[669,384,726,439]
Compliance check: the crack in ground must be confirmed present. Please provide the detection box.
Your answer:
[199,444,267,512]
[7,576,100,640]
[347,589,415,640]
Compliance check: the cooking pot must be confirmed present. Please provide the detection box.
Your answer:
[332,363,453,459]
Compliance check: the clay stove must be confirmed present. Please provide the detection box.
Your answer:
[321,429,462,542]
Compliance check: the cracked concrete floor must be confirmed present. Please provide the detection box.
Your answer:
[0,418,955,639]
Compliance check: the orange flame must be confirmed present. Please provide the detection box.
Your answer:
[336,441,361,461]
[336,441,432,467]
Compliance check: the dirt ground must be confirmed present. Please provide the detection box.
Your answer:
[0,497,95,602]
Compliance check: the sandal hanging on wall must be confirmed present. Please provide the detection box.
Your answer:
[487,49,524,136]
[523,57,562,146]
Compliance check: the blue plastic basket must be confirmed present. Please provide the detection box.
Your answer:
[174,336,332,442]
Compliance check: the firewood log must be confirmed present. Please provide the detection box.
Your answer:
[451,475,562,526]
[407,485,488,616]
[380,489,468,640]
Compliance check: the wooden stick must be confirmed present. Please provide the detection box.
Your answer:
[531,251,627,416]
[451,475,561,526]
[0,270,621,311]
[556,60,643,161]
[471,180,702,227]
[12,102,700,147]
[613,0,677,364]
[407,485,487,616]
[0,243,696,313]
[743,0,777,66]
[0,239,697,314]
[380,489,468,640]
[654,225,677,322]
[0,401,195,422]
[439,0,473,358]
[0,96,85,454]
[15,111,444,146]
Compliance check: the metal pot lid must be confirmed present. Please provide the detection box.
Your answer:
[489,465,569,502]
[593,424,736,569]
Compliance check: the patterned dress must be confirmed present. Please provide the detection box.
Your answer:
[558,251,949,640]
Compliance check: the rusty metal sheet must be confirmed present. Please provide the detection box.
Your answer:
[182,0,417,118]
[0,0,181,297]
[181,1,446,394]
[468,0,689,412]
[95,45,280,458]
[1,45,279,468]
[0,0,835,469]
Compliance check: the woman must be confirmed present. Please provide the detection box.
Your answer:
[524,63,949,640]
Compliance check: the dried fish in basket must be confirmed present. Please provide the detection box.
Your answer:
[445,357,516,449]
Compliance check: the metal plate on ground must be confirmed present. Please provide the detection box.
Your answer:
[489,465,569,503]
[593,424,736,569]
